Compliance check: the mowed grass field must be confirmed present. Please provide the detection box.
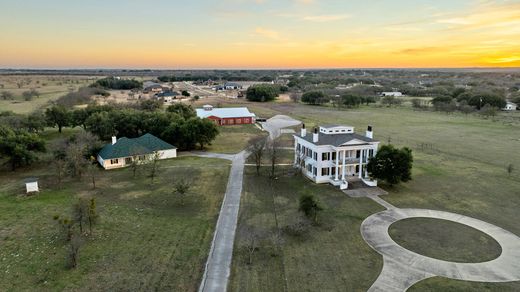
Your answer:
[206,124,267,154]
[229,167,385,292]
[0,143,230,291]
[0,75,94,114]
[226,100,520,291]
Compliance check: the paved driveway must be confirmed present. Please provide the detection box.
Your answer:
[198,115,301,292]
[198,150,247,292]
[261,115,301,140]
[361,199,520,291]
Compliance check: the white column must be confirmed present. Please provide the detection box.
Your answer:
[342,149,346,180]
[294,142,298,167]
[335,150,339,180]
[358,149,363,178]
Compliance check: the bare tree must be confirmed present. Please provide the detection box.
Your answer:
[148,152,162,183]
[243,226,260,265]
[289,92,301,103]
[72,198,89,234]
[250,137,266,175]
[268,139,278,178]
[54,159,67,187]
[68,234,83,269]
[87,198,98,234]
[86,163,97,189]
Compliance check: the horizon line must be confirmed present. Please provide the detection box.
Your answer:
[1,67,520,71]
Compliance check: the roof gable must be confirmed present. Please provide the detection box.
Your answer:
[98,134,176,159]
[196,107,255,119]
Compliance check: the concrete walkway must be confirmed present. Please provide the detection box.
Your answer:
[198,150,248,292]
[361,202,520,291]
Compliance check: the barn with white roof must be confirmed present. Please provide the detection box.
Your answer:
[196,105,256,126]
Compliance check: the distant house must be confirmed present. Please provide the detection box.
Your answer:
[214,82,243,91]
[195,105,256,126]
[381,92,403,97]
[97,134,177,170]
[504,101,518,111]
[143,83,165,94]
[155,91,180,103]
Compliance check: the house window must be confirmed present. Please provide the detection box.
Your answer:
[369,149,374,158]
[236,118,242,124]
[110,159,119,164]
[356,150,361,158]
[321,168,330,176]
[332,152,337,161]
[313,152,317,160]
[313,167,317,176]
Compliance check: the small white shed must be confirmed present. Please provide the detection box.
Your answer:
[25,178,39,194]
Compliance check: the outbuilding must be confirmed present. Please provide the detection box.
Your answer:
[195,105,256,126]
[25,178,39,194]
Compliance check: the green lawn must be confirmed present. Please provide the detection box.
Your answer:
[222,101,520,291]
[389,218,501,263]
[229,167,385,292]
[0,156,230,291]
[206,124,266,154]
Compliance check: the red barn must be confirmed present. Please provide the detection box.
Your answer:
[196,105,256,126]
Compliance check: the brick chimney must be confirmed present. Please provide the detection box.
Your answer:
[313,127,319,143]
[301,123,307,137]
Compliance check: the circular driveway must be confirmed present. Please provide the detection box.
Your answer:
[361,208,520,282]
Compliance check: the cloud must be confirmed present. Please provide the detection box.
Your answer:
[488,56,520,64]
[254,27,283,40]
[302,14,351,22]
[294,0,314,4]
[275,12,350,22]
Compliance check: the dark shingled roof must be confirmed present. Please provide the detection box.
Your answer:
[98,133,176,159]
[297,132,377,147]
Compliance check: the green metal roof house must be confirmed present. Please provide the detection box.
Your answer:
[97,134,177,169]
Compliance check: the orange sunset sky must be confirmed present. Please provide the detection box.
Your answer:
[1,0,520,69]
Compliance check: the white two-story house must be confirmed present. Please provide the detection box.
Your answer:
[293,124,380,190]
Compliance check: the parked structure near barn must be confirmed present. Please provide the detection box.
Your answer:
[97,134,177,170]
[195,105,256,126]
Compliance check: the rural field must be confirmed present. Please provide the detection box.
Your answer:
[228,100,520,291]
[0,75,94,114]
[0,127,231,291]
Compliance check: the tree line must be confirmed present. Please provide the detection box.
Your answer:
[44,103,219,150]
[246,84,288,102]
[90,77,142,90]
